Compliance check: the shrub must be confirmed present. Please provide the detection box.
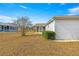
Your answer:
[42,31,55,40]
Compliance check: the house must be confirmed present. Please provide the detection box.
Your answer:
[0,23,17,32]
[54,16,79,39]
[46,16,79,40]
[45,18,55,32]
[33,23,45,32]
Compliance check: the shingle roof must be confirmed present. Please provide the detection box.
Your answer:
[45,18,54,26]
[46,16,79,26]
[34,23,46,27]
[53,16,79,20]
[0,23,16,26]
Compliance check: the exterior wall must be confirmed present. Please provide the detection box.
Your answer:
[0,25,2,30]
[55,19,79,39]
[0,25,17,32]
[33,26,45,32]
[46,21,55,32]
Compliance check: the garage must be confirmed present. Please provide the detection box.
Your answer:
[54,16,79,39]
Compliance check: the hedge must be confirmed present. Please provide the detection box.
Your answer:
[42,31,55,40]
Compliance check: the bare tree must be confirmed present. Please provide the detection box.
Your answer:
[17,16,32,36]
[12,20,18,31]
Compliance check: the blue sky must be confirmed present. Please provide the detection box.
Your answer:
[0,3,79,24]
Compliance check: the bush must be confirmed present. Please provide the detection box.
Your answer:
[42,31,55,40]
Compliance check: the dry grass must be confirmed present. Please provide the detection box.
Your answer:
[0,32,79,56]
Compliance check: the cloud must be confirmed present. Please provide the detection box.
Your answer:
[19,5,27,9]
[67,7,79,15]
[67,13,76,16]
[47,3,51,5]
[0,15,17,23]
[69,7,79,13]
[60,3,66,5]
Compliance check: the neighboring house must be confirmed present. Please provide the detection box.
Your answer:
[33,23,45,32]
[54,16,79,40]
[45,18,55,32]
[0,23,17,32]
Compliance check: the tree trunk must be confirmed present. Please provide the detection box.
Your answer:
[21,27,26,36]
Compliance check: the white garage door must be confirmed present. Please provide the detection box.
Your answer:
[55,20,79,39]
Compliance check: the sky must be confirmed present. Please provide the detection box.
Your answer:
[0,3,79,24]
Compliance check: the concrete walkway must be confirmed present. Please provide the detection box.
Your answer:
[53,39,79,42]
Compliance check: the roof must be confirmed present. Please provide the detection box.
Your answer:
[53,16,79,20]
[33,23,46,27]
[46,16,79,26]
[45,18,54,26]
[0,22,16,26]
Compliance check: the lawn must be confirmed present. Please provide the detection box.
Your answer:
[0,32,79,56]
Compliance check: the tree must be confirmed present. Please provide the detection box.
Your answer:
[12,20,18,31]
[17,16,31,36]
